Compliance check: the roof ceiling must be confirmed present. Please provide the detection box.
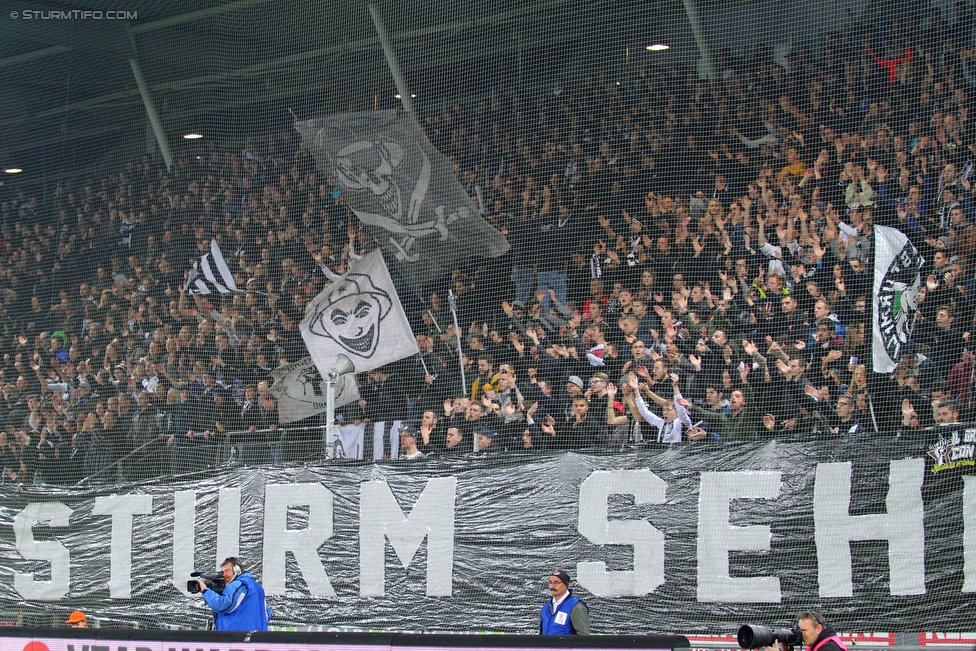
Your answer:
[0,0,695,185]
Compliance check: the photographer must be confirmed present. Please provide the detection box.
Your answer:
[768,612,847,651]
[196,556,271,631]
[796,612,846,651]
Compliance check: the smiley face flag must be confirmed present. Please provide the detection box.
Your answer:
[300,249,419,381]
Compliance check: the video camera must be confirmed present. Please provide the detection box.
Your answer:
[187,571,225,594]
[738,625,802,650]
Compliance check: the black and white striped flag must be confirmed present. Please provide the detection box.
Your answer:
[184,239,238,295]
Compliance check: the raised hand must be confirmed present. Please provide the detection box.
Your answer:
[542,414,557,436]
[510,335,525,354]
[627,372,641,391]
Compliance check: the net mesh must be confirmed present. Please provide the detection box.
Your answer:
[0,0,974,636]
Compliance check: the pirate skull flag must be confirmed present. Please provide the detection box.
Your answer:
[300,249,419,382]
[295,110,510,287]
[270,357,361,424]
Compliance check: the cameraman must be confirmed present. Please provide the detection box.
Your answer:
[772,612,847,651]
[196,556,271,631]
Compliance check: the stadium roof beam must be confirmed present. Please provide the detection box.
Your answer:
[129,57,173,171]
[682,0,715,79]
[0,45,71,70]
[125,26,173,171]
[369,2,416,114]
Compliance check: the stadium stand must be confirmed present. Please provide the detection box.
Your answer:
[0,0,975,634]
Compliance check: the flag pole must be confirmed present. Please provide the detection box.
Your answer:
[325,377,336,459]
[448,289,466,394]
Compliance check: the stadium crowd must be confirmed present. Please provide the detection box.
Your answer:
[1,16,976,481]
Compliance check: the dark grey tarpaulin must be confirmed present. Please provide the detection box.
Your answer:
[295,111,509,287]
[0,436,967,633]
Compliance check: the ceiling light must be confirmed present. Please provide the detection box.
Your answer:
[646,44,670,51]
[183,133,203,140]
[3,168,22,174]
[394,93,417,99]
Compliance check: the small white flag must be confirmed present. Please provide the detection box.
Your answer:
[270,357,360,424]
[333,423,367,460]
[300,249,419,380]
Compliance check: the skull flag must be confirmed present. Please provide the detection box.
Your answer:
[300,249,420,381]
[270,357,360,424]
[295,110,510,287]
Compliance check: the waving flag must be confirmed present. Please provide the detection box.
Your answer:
[184,239,238,295]
[873,225,924,373]
[300,249,419,381]
[270,357,360,424]
[295,110,509,287]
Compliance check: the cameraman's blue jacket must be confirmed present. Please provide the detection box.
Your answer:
[202,572,270,631]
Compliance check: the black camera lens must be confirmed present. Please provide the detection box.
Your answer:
[739,625,773,648]
[738,625,799,649]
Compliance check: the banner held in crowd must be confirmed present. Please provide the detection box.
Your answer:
[300,249,419,380]
[270,357,360,424]
[873,224,924,373]
[184,239,239,295]
[295,110,509,287]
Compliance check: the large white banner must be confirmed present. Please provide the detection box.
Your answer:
[300,249,418,381]
[872,225,924,373]
[0,442,961,633]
